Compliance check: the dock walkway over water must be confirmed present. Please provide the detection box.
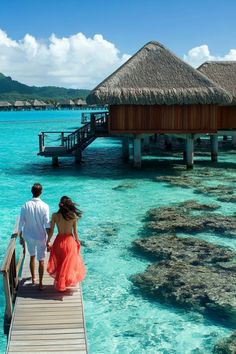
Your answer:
[1,230,88,354]
[38,111,108,166]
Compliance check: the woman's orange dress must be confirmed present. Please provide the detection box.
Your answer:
[47,215,86,291]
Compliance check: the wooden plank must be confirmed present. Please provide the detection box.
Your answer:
[8,349,88,354]
[11,333,86,340]
[8,344,87,351]
[10,339,86,346]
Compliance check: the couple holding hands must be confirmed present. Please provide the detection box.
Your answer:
[18,183,86,291]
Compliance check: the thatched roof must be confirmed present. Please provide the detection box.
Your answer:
[198,61,236,104]
[0,101,11,107]
[32,99,46,106]
[60,99,75,106]
[14,100,25,107]
[87,41,232,105]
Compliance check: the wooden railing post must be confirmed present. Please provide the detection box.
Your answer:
[39,132,44,152]
[61,132,65,146]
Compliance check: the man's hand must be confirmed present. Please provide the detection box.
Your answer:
[47,241,52,252]
[19,234,26,255]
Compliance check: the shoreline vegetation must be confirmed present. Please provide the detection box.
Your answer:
[0,72,93,110]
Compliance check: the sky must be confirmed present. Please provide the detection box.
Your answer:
[0,0,235,89]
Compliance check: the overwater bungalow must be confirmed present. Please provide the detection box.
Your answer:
[14,100,25,110]
[86,41,231,167]
[75,98,87,108]
[0,101,12,111]
[32,99,47,110]
[59,99,76,109]
[38,41,231,168]
[198,61,236,144]
[24,101,32,110]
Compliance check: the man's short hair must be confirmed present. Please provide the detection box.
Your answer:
[31,183,42,197]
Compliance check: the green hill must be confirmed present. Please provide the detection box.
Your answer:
[0,73,90,101]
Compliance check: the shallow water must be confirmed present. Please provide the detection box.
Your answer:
[0,110,235,353]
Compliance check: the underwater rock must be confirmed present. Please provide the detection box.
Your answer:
[133,236,234,265]
[144,202,236,237]
[214,332,236,354]
[194,185,234,197]
[112,183,135,191]
[154,175,201,189]
[217,195,236,203]
[178,200,220,211]
[132,260,236,326]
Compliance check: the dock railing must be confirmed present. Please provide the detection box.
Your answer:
[38,111,109,155]
[39,131,72,153]
[1,218,24,334]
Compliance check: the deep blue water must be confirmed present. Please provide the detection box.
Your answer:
[0,110,235,353]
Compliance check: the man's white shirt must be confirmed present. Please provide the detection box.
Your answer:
[18,198,50,241]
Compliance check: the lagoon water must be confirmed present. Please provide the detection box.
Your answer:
[0,110,235,354]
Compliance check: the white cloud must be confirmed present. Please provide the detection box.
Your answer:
[0,29,130,89]
[184,44,236,68]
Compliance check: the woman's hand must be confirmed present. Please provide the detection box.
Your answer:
[47,241,52,252]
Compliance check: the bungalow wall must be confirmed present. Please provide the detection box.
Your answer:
[109,105,217,134]
[217,106,236,130]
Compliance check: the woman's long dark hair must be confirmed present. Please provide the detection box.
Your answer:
[58,196,82,220]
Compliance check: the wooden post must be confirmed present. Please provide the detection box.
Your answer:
[74,150,82,164]
[133,137,142,168]
[122,137,129,160]
[186,136,194,169]
[210,135,218,162]
[232,135,236,148]
[143,136,150,152]
[39,133,43,152]
[52,156,59,167]
[164,136,172,150]
[90,114,96,134]
[61,132,65,146]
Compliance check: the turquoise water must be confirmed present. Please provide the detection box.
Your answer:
[0,110,235,353]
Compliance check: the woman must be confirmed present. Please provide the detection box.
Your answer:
[47,196,86,291]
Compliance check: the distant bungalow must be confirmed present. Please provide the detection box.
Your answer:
[59,99,75,109]
[74,98,87,107]
[198,61,236,141]
[14,100,25,110]
[87,41,231,167]
[32,99,47,110]
[0,101,12,111]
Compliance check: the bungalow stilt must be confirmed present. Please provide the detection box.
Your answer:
[232,135,236,147]
[186,136,194,169]
[52,156,59,167]
[122,137,130,160]
[133,137,142,168]
[143,136,150,152]
[210,135,218,162]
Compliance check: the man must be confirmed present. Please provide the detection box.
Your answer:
[18,183,50,290]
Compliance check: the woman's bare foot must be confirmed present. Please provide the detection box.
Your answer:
[32,278,36,285]
[38,283,45,291]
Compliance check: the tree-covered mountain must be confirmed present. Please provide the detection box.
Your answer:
[0,73,90,101]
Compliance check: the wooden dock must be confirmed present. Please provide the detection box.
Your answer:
[4,252,88,354]
[38,111,109,166]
